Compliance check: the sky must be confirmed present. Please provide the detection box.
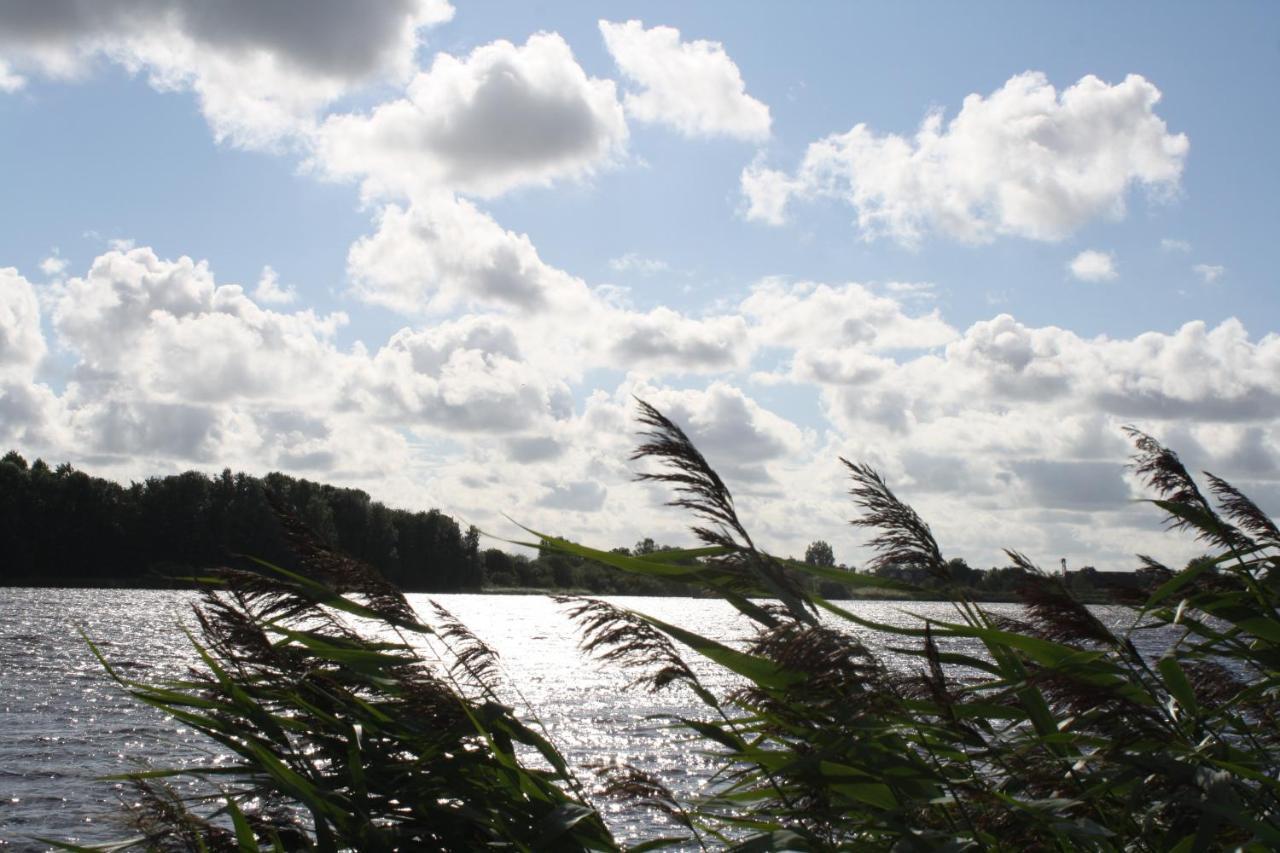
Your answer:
[1,1,1278,570]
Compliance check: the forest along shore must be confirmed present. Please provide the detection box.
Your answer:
[0,450,1156,601]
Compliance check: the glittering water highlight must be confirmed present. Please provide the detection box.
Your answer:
[0,589,1165,847]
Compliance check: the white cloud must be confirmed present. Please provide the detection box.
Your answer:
[742,72,1188,244]
[51,248,351,405]
[0,0,454,147]
[794,312,1280,566]
[884,281,938,302]
[1161,238,1191,252]
[315,32,626,199]
[504,435,564,463]
[6,239,1278,573]
[606,307,749,373]
[599,19,770,141]
[1069,249,1117,282]
[0,59,24,93]
[0,380,69,452]
[539,480,608,512]
[813,313,1280,439]
[346,196,590,315]
[608,252,670,275]
[0,269,69,455]
[352,316,575,435]
[742,278,957,354]
[39,253,68,278]
[0,247,421,478]
[739,152,796,225]
[344,197,753,377]
[252,265,297,305]
[0,268,47,381]
[1194,263,1225,284]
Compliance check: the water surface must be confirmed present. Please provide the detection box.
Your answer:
[0,589,1155,847]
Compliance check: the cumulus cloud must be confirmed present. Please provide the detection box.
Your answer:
[1069,249,1117,282]
[0,59,23,93]
[315,32,626,199]
[742,278,957,355]
[0,0,454,147]
[352,316,574,434]
[7,237,1277,573]
[504,435,564,463]
[813,313,1280,446]
[0,268,47,381]
[539,480,607,512]
[346,196,585,315]
[1194,263,1225,284]
[0,380,68,451]
[1161,238,1191,253]
[607,307,749,373]
[51,248,351,405]
[40,254,69,278]
[71,397,230,462]
[739,154,794,226]
[0,248,423,478]
[343,197,752,375]
[742,72,1188,244]
[599,19,770,140]
[0,268,70,455]
[252,265,297,305]
[786,310,1280,567]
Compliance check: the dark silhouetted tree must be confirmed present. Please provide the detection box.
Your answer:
[804,540,836,567]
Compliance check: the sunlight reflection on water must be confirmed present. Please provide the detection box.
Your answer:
[0,589,1163,847]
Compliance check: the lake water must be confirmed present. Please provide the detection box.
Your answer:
[0,588,1157,848]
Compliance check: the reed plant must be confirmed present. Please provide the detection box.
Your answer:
[66,402,1280,851]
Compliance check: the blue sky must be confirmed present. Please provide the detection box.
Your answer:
[1,2,1277,568]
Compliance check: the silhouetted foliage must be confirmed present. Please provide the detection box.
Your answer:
[0,454,484,590]
[804,539,836,568]
[1,450,1153,599]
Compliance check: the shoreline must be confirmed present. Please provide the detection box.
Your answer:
[0,581,1065,604]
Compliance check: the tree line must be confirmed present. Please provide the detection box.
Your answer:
[0,450,488,589]
[2,450,1151,597]
[0,450,687,594]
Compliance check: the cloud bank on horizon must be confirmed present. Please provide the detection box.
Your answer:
[1,2,1276,570]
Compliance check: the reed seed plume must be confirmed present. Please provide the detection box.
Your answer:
[747,620,881,699]
[631,398,754,552]
[1126,427,1209,508]
[631,398,815,622]
[1135,553,1174,582]
[264,489,418,626]
[1125,427,1244,550]
[1205,471,1280,548]
[557,596,699,693]
[119,779,239,853]
[192,592,288,675]
[430,599,502,691]
[1014,568,1117,647]
[921,624,953,709]
[1027,665,1153,732]
[841,458,945,578]
[1182,661,1247,710]
[590,761,697,832]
